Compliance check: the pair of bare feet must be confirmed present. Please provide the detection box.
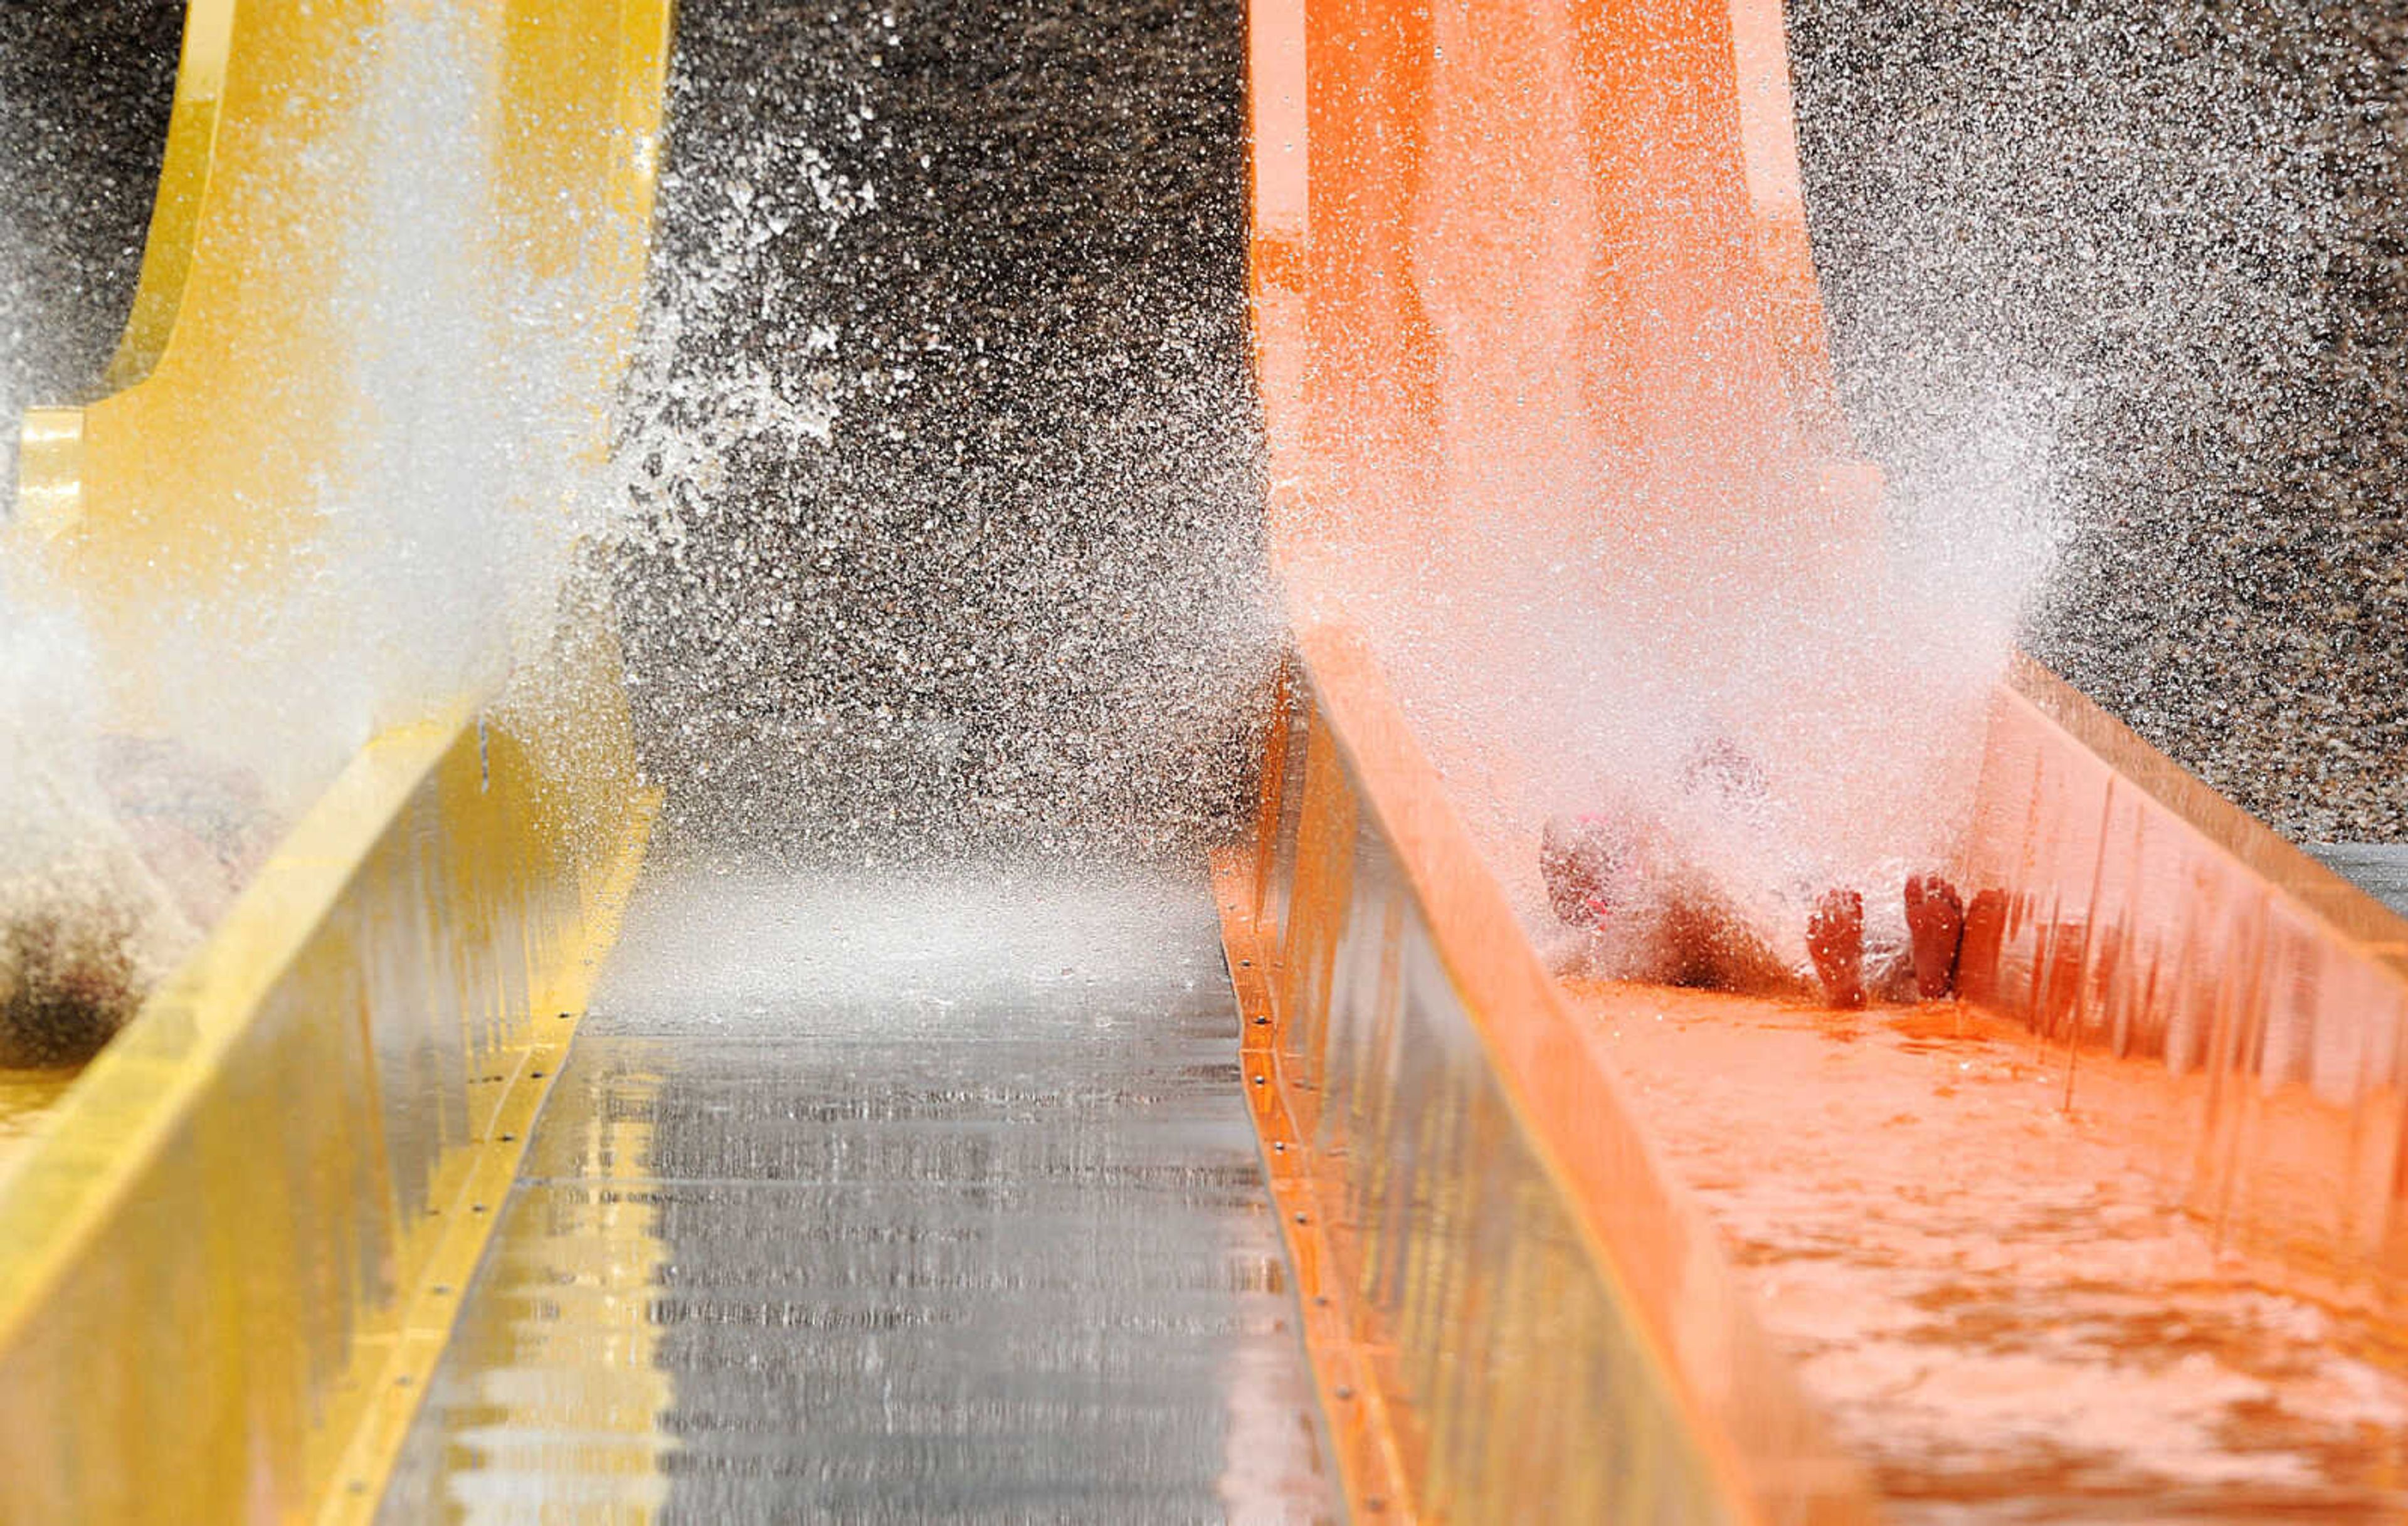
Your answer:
[1539,811,1968,1009]
[1805,873,1965,1009]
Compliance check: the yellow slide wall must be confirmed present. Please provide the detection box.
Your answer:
[0,2,670,1517]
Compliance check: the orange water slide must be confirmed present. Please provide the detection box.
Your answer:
[1253,0,1874,602]
[1228,0,2408,1517]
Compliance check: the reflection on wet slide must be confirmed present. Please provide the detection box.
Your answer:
[379,869,1339,1522]
[1578,982,2408,1520]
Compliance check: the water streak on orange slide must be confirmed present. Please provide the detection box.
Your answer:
[1257,0,1877,614]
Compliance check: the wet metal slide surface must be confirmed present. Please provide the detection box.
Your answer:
[1580,982,2408,1517]
[2311,844,2408,919]
[378,868,1338,1522]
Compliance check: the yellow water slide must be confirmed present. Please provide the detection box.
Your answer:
[0,3,667,1518]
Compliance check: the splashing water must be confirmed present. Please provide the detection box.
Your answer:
[1312,423,2058,986]
[1790,0,2395,841]
[136,8,636,808]
[0,7,639,1062]
[609,0,1277,868]
[1268,0,2378,988]
[1273,70,2066,993]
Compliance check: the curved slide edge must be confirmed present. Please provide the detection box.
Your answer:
[11,0,232,540]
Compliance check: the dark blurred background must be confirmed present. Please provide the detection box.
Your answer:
[1789,1,2405,841]
[0,0,178,483]
[611,0,1270,866]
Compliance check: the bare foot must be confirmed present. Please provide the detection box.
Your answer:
[1806,888,1866,1009]
[1958,888,2006,1004]
[1903,873,1966,999]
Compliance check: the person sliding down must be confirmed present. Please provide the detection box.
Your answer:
[1539,757,1967,1008]
[0,737,270,1067]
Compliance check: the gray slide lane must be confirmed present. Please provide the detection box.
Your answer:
[378,867,1338,1523]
